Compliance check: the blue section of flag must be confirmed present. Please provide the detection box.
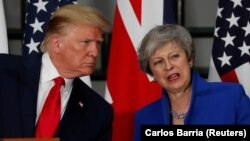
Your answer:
[22,0,76,60]
[163,0,176,24]
[212,0,250,76]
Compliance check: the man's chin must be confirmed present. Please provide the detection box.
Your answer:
[63,70,94,78]
[81,69,95,75]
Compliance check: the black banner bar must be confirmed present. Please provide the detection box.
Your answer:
[141,125,250,140]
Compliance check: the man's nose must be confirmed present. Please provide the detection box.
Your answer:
[88,42,100,57]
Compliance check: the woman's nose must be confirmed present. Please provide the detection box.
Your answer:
[164,60,173,70]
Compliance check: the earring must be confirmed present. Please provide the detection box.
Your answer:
[190,64,193,69]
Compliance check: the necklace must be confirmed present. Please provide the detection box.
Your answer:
[170,110,187,119]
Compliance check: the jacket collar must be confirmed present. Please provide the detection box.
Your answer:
[161,71,209,124]
[55,78,87,139]
[19,54,43,136]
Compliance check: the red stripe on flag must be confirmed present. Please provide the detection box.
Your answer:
[220,70,239,83]
[107,5,161,141]
[130,0,142,24]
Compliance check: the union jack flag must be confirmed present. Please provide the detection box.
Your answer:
[105,0,175,141]
[208,0,250,97]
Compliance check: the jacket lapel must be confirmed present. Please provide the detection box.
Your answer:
[161,90,171,124]
[56,78,87,139]
[19,55,42,137]
[184,72,209,124]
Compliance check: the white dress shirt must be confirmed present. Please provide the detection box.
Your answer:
[36,53,73,123]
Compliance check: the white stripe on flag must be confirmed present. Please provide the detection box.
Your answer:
[117,0,164,53]
[0,0,8,53]
[235,63,250,97]
[104,0,164,103]
[208,58,221,82]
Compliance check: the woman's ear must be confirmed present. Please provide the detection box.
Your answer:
[190,63,193,68]
[189,59,194,68]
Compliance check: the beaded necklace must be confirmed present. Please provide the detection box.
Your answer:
[170,110,187,119]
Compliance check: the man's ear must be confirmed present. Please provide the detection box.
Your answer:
[51,35,62,53]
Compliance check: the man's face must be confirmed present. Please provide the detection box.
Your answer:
[52,24,103,78]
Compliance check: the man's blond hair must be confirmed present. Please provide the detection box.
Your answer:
[40,4,110,52]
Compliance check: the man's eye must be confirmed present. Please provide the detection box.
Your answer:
[97,41,103,46]
[84,40,91,44]
[80,40,91,47]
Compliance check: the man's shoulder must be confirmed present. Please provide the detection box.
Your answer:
[73,79,113,118]
[0,53,21,59]
[0,54,22,68]
[73,78,112,108]
[0,54,22,63]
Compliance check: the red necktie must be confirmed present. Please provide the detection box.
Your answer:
[35,77,65,138]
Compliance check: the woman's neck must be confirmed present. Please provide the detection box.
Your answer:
[168,85,192,113]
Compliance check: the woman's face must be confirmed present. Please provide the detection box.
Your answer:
[149,41,193,94]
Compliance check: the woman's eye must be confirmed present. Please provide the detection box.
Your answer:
[153,60,163,66]
[171,54,180,59]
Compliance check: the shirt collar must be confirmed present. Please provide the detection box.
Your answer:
[41,53,59,83]
[40,53,73,86]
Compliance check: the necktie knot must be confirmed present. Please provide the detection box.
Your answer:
[54,77,65,87]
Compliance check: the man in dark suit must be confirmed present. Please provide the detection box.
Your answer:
[0,4,113,141]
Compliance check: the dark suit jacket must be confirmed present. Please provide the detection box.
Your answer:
[0,54,113,141]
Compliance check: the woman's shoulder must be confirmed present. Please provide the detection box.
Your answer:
[135,98,162,117]
[193,71,245,94]
[208,81,244,90]
[203,81,248,101]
